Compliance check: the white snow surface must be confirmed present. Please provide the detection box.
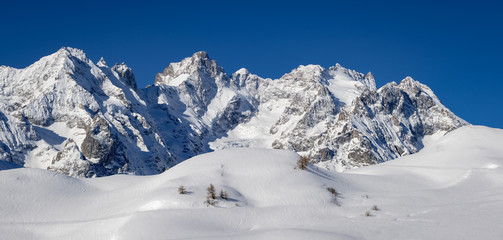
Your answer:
[1,125,502,239]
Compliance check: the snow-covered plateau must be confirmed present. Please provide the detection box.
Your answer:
[1,125,502,239]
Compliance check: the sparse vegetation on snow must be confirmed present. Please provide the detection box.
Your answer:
[297,156,309,170]
[220,189,229,200]
[178,185,186,194]
[206,183,217,206]
[1,126,503,239]
[326,187,340,205]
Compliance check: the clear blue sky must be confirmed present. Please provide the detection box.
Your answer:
[1,0,502,129]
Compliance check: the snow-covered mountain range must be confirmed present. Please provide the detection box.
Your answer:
[0,47,467,177]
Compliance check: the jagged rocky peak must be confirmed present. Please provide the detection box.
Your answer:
[0,47,469,177]
[12,47,87,78]
[328,63,376,91]
[152,51,234,116]
[378,76,442,109]
[154,51,228,86]
[397,76,433,95]
[0,47,175,177]
[230,68,268,91]
[398,76,421,88]
[365,71,374,79]
[363,72,377,91]
[234,67,250,75]
[95,55,138,89]
[192,50,209,59]
[283,64,326,82]
[54,47,90,63]
[328,63,349,74]
[231,68,251,83]
[112,62,137,89]
[97,57,107,67]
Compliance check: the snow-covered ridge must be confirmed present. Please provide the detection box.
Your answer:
[0,47,467,176]
[0,47,174,176]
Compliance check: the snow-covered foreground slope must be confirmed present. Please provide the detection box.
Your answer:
[1,125,502,240]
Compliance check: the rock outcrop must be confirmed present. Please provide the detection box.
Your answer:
[0,48,467,176]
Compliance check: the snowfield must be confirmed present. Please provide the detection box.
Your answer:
[1,125,502,240]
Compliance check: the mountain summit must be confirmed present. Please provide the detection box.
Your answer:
[0,48,467,176]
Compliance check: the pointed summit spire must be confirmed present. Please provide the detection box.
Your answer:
[234,68,250,76]
[154,51,226,86]
[365,72,374,80]
[363,72,377,91]
[112,62,137,89]
[192,51,209,59]
[97,57,107,67]
[55,47,89,62]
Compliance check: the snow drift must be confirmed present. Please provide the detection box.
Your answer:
[1,125,502,239]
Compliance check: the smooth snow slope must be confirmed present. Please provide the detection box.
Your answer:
[1,125,502,240]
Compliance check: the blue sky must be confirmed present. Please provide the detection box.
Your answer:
[1,0,502,128]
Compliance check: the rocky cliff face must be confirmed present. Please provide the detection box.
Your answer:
[208,62,467,171]
[0,48,174,177]
[308,77,467,171]
[146,51,257,161]
[0,48,468,176]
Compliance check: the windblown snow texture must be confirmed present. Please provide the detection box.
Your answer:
[1,126,502,239]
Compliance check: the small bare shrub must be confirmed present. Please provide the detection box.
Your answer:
[365,211,372,217]
[205,198,216,206]
[372,205,379,211]
[178,185,186,194]
[326,187,338,197]
[207,184,216,199]
[326,187,340,205]
[297,156,309,170]
[220,189,229,200]
[206,184,217,206]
